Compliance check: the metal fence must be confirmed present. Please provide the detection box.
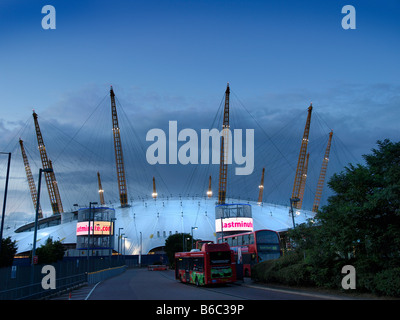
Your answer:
[122,254,168,268]
[0,256,125,300]
[0,254,168,300]
[87,265,126,284]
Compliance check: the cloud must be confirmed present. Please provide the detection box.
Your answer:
[1,81,399,224]
[310,83,400,159]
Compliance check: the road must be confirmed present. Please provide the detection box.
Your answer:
[86,268,344,300]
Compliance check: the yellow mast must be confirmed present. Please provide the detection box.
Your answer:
[97,171,105,205]
[32,111,63,214]
[312,131,333,212]
[152,177,158,199]
[207,175,212,198]
[257,168,265,204]
[19,138,43,218]
[291,104,312,209]
[110,87,128,207]
[218,83,230,204]
[297,153,310,210]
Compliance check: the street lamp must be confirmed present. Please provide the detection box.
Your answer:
[109,217,116,263]
[31,167,53,265]
[185,237,190,252]
[118,228,124,257]
[191,226,198,249]
[87,202,98,259]
[289,197,300,229]
[0,152,11,257]
[123,236,126,256]
[117,230,125,262]
[120,233,125,259]
[139,231,142,267]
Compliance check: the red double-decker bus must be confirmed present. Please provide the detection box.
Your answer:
[218,229,282,277]
[175,242,236,286]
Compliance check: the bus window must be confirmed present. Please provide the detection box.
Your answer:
[256,230,280,244]
[177,258,182,270]
[249,233,254,244]
[192,257,204,272]
[255,231,281,262]
[232,237,237,246]
[210,251,231,265]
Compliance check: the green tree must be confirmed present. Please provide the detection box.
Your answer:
[317,140,400,265]
[35,237,65,264]
[290,139,400,292]
[164,233,193,267]
[0,237,18,267]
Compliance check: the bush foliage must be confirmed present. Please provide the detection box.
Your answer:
[0,237,18,267]
[252,140,400,297]
[34,237,65,264]
[165,233,194,267]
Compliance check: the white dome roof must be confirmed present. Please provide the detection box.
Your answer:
[6,197,315,255]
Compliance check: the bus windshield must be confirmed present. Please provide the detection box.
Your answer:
[256,230,280,244]
[257,245,281,261]
[210,251,231,265]
[256,230,281,262]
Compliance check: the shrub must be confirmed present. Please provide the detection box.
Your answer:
[0,237,18,267]
[373,268,400,297]
[34,237,65,264]
[252,252,314,287]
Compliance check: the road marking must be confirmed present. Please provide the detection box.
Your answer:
[85,282,101,300]
[242,283,344,300]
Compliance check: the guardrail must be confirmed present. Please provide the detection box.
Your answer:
[87,265,126,284]
[0,270,87,300]
[0,257,126,300]
[1,254,167,299]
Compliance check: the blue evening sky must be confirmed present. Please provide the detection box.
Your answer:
[1,1,398,119]
[0,0,399,218]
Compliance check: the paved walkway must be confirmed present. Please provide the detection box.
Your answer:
[49,282,99,300]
